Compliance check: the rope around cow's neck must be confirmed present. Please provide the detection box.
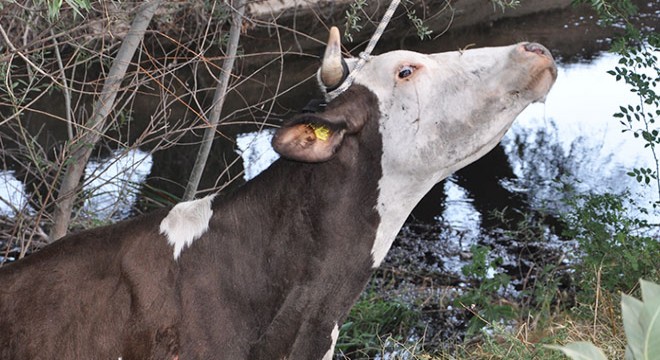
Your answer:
[326,0,401,101]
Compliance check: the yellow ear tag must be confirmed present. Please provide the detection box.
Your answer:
[308,123,331,141]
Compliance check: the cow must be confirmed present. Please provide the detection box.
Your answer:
[0,27,557,359]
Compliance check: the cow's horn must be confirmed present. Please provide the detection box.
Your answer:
[320,26,347,90]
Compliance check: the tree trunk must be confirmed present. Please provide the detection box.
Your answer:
[49,0,162,241]
[183,0,246,201]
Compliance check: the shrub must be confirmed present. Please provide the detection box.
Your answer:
[562,192,660,301]
[456,245,516,336]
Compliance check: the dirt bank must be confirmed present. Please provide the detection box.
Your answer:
[243,0,573,59]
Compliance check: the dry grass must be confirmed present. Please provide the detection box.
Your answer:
[450,282,627,360]
[556,292,627,359]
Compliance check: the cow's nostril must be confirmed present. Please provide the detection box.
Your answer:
[524,42,549,56]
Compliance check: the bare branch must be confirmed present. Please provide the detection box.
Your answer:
[49,0,163,241]
[183,0,246,201]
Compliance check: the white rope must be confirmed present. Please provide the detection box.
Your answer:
[327,0,401,100]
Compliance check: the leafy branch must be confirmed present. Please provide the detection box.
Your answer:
[574,0,660,205]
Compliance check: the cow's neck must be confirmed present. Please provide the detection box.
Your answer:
[227,136,383,270]
[372,173,438,267]
[245,138,383,244]
[236,94,436,270]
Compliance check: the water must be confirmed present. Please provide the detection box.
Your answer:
[235,130,279,181]
[0,172,29,214]
[0,149,152,220]
[513,51,659,220]
[81,149,153,221]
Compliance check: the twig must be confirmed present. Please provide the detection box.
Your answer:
[593,264,602,333]
[0,24,64,88]
[183,0,246,200]
[51,29,75,140]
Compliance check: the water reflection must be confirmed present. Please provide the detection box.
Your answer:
[506,51,659,215]
[0,149,152,221]
[82,149,153,221]
[0,172,29,214]
[236,130,279,181]
[405,51,658,236]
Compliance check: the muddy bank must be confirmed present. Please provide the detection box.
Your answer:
[244,0,572,56]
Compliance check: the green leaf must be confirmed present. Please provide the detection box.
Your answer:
[640,279,660,358]
[63,0,89,18]
[642,131,656,142]
[621,293,644,360]
[625,346,635,360]
[48,0,63,20]
[546,342,608,360]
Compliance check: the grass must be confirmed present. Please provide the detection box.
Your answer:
[454,286,628,360]
[335,258,643,359]
[336,290,421,359]
[344,280,627,359]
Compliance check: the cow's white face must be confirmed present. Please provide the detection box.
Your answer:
[347,39,556,266]
[349,44,556,184]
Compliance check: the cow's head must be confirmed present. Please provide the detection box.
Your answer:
[274,27,556,176]
[272,27,557,265]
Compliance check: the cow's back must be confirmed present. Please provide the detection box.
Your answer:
[0,209,180,359]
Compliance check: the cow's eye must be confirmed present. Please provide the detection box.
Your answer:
[398,65,415,79]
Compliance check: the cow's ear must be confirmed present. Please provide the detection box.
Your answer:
[272,115,346,163]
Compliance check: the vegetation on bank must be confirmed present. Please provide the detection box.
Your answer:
[1,0,241,252]
[335,193,659,359]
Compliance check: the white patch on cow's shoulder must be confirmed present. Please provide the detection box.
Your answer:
[159,195,216,260]
[321,323,339,360]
